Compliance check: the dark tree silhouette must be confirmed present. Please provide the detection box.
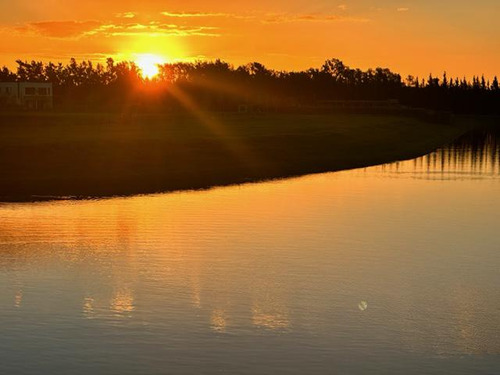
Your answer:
[0,57,498,114]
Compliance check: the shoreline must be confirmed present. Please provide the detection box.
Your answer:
[0,112,479,202]
[0,143,468,203]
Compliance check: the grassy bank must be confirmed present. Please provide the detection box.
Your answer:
[0,112,473,200]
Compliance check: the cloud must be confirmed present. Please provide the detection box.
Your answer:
[263,13,369,24]
[160,11,254,20]
[397,8,410,12]
[161,12,231,18]
[13,20,221,39]
[16,21,101,38]
[10,10,367,41]
[159,11,365,24]
[91,22,220,37]
[115,12,136,19]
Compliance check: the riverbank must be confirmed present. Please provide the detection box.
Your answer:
[0,112,478,201]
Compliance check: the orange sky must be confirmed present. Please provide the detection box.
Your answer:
[0,0,498,79]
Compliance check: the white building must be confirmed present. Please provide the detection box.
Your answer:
[0,82,53,110]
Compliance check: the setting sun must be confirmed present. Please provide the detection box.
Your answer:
[135,54,165,79]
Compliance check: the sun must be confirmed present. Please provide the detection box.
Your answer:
[135,54,165,79]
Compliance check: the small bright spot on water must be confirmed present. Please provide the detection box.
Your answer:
[358,301,368,311]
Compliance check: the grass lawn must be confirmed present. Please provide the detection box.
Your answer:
[0,111,473,199]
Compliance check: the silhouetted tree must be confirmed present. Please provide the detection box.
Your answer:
[0,66,16,81]
[493,76,499,91]
[0,57,498,114]
[441,72,448,88]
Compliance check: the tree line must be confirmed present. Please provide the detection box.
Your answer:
[1,58,498,114]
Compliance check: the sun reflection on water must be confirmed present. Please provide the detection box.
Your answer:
[110,289,135,316]
[210,309,228,333]
[14,290,22,308]
[83,297,95,319]
[252,305,290,331]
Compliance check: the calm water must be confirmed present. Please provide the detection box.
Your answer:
[1,128,499,374]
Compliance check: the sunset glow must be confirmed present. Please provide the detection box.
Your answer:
[0,0,499,79]
[135,54,165,79]
[1,1,500,373]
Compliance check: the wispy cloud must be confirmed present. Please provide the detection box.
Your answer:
[160,11,254,20]
[161,12,230,18]
[13,20,221,39]
[15,21,101,38]
[90,22,220,37]
[397,8,410,12]
[115,12,136,19]
[159,11,366,24]
[263,13,369,24]
[9,10,368,41]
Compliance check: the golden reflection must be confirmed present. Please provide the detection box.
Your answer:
[191,275,202,309]
[0,129,498,357]
[14,289,23,308]
[210,309,227,333]
[83,297,95,319]
[252,304,290,331]
[110,289,135,316]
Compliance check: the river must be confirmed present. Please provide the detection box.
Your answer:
[0,127,499,374]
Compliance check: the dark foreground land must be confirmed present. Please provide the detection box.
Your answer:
[0,112,476,200]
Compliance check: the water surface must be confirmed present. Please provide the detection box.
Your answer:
[1,128,499,374]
